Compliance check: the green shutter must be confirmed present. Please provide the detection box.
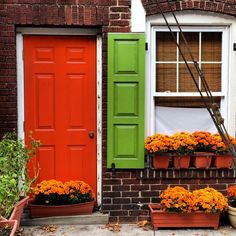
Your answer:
[107,33,145,169]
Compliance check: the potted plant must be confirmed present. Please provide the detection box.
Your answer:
[211,134,236,169]
[191,131,214,169]
[171,132,197,169]
[148,186,228,230]
[0,132,40,228]
[28,179,95,218]
[145,134,172,169]
[227,185,236,228]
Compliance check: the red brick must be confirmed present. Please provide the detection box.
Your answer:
[113,198,131,204]
[103,204,121,210]
[129,210,149,216]
[113,185,130,191]
[110,210,128,216]
[119,216,137,223]
[122,191,139,197]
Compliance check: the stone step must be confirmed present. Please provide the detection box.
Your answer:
[21,211,109,226]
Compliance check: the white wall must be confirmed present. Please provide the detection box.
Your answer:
[131,0,146,32]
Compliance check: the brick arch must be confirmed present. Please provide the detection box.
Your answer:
[141,0,236,17]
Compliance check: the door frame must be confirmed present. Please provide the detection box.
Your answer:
[16,27,103,206]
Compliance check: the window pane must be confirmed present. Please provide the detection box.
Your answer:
[179,32,199,61]
[201,63,221,92]
[156,32,177,61]
[156,63,176,92]
[179,63,199,92]
[202,32,222,61]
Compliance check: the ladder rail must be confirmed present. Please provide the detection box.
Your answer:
[156,0,236,162]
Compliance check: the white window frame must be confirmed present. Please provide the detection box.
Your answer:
[145,11,236,137]
[153,26,226,96]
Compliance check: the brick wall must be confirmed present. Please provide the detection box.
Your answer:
[103,168,236,223]
[1,0,236,223]
[0,0,131,138]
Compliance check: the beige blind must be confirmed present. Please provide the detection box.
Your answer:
[156,31,222,93]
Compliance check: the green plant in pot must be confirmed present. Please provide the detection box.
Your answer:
[0,132,40,224]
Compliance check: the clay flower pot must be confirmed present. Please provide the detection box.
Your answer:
[0,220,17,236]
[192,152,213,169]
[173,155,190,169]
[213,154,232,169]
[148,204,220,230]
[28,199,94,218]
[152,153,171,169]
[228,205,236,228]
[9,196,29,229]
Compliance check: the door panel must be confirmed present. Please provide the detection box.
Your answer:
[24,36,97,195]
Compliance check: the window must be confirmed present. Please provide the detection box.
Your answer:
[149,26,228,134]
[156,31,222,93]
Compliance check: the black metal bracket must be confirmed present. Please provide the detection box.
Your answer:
[111,163,116,178]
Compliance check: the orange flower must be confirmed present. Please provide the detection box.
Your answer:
[160,186,227,213]
[33,179,94,205]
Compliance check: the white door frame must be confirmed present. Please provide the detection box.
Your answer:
[16,27,103,206]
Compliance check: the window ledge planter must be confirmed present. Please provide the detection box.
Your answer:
[28,199,95,218]
[148,204,220,230]
[173,155,190,169]
[0,220,17,236]
[152,153,171,169]
[213,154,232,169]
[192,152,213,169]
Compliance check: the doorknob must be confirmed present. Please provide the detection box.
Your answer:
[89,131,94,138]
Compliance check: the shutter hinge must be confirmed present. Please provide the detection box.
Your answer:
[145,42,148,51]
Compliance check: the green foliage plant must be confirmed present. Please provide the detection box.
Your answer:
[0,132,40,218]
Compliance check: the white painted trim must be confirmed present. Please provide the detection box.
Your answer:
[131,0,146,32]
[16,28,102,206]
[146,11,236,136]
[16,34,24,140]
[96,35,102,206]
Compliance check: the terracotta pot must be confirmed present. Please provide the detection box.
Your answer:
[152,154,170,169]
[148,204,220,230]
[192,152,213,169]
[173,155,190,169]
[0,220,18,236]
[213,154,232,169]
[228,205,236,228]
[28,199,94,218]
[9,196,29,229]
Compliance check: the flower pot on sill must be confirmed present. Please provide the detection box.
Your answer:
[148,204,220,230]
[0,220,17,236]
[173,155,190,169]
[152,153,170,169]
[213,154,232,169]
[192,152,213,169]
[9,196,29,229]
[28,199,95,218]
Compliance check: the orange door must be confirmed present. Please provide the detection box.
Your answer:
[24,36,97,195]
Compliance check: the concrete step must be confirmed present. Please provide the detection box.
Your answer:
[21,211,109,226]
